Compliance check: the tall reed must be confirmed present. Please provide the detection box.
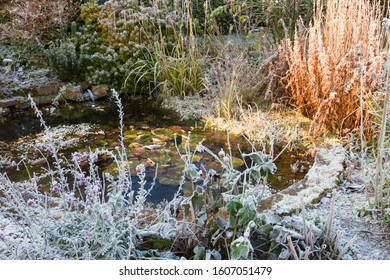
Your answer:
[373,19,390,210]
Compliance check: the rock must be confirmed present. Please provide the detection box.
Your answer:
[91,84,109,99]
[269,144,346,213]
[344,184,364,193]
[80,81,91,91]
[62,85,83,101]
[29,83,63,96]
[30,95,56,107]
[0,96,28,108]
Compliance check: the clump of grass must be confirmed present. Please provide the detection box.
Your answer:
[129,0,207,98]
[204,45,263,120]
[285,191,357,260]
[277,0,388,137]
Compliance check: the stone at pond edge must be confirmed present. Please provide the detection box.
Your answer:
[91,84,109,99]
[28,83,63,97]
[0,96,27,108]
[269,144,346,214]
[63,85,83,101]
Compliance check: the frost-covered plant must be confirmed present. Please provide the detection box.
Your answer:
[371,20,390,210]
[0,89,354,260]
[0,90,164,259]
[273,191,357,260]
[45,38,83,83]
[73,0,179,93]
[277,0,388,136]
[0,45,57,96]
[155,130,277,259]
[0,0,80,42]
[204,45,264,120]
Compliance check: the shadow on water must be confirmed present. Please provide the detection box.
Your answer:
[0,97,311,203]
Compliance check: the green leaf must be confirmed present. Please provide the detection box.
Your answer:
[149,238,172,250]
[191,191,204,213]
[230,237,252,260]
[194,246,206,260]
[226,199,243,226]
[262,161,277,174]
[257,224,273,235]
[184,164,199,178]
[247,151,266,165]
[237,205,257,227]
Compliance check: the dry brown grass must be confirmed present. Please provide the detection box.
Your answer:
[204,44,264,120]
[0,0,80,42]
[277,0,388,137]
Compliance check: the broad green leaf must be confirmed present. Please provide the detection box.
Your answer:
[226,199,243,226]
[247,152,266,165]
[237,205,257,227]
[191,191,204,213]
[262,161,277,174]
[230,237,252,260]
[194,246,206,260]
[184,164,199,178]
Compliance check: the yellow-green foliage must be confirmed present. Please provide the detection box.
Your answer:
[75,0,178,93]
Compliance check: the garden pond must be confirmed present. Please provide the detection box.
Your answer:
[0,97,312,202]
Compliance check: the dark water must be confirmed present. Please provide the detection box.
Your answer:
[0,97,310,202]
